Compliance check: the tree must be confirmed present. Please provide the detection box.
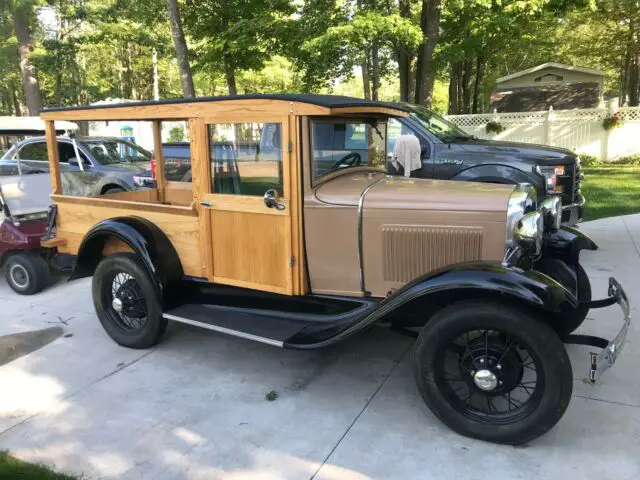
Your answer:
[414,0,441,106]
[166,0,195,98]
[5,0,44,114]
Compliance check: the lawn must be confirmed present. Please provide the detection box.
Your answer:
[0,451,80,479]
[582,165,640,221]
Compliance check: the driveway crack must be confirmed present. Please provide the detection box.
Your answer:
[309,341,414,480]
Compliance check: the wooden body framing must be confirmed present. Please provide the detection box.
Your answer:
[41,97,408,296]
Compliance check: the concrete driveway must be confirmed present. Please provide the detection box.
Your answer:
[1,215,639,479]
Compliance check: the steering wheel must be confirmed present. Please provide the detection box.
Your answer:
[330,152,362,170]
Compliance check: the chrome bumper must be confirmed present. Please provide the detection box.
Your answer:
[561,194,586,226]
[566,277,631,383]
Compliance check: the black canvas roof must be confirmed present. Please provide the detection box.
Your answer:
[42,94,411,113]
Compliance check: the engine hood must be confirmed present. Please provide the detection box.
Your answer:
[456,139,576,165]
[315,171,513,212]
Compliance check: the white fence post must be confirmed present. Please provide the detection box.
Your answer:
[544,106,554,145]
[602,101,614,162]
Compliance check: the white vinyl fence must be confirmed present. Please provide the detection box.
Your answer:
[446,106,640,161]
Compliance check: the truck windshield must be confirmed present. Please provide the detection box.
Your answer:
[81,139,152,165]
[407,105,471,142]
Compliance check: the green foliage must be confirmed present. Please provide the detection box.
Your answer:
[168,125,185,142]
[577,153,600,166]
[602,113,623,131]
[485,121,505,134]
[0,451,81,480]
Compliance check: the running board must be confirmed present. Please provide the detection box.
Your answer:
[163,296,378,348]
[164,312,285,347]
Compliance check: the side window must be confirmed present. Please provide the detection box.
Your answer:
[209,122,283,196]
[58,142,89,164]
[17,142,48,161]
[311,120,387,181]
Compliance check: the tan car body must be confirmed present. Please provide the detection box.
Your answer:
[305,168,513,297]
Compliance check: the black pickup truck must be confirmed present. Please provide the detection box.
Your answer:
[137,105,584,225]
[390,105,584,225]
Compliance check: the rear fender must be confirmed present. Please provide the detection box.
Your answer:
[71,216,183,305]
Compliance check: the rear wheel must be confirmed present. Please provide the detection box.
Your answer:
[103,186,126,195]
[92,253,166,348]
[414,300,573,445]
[4,252,50,295]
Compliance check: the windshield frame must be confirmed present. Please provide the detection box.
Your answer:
[405,104,471,142]
[80,138,152,165]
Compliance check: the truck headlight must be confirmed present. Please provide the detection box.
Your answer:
[539,196,562,231]
[514,211,543,256]
[536,165,565,193]
[506,184,537,248]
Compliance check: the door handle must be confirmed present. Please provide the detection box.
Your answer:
[263,189,285,210]
[200,201,212,207]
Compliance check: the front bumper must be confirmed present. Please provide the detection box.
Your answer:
[561,194,585,226]
[566,277,630,383]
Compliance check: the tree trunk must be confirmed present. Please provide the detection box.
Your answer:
[361,51,371,100]
[14,9,43,115]
[414,0,442,106]
[371,42,380,101]
[10,80,22,116]
[152,48,160,100]
[166,0,196,98]
[620,47,630,106]
[224,56,237,95]
[472,55,485,113]
[462,59,473,113]
[630,55,640,107]
[448,63,459,114]
[397,0,411,102]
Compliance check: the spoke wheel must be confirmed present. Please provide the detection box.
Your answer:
[436,329,544,424]
[413,300,573,445]
[92,253,167,349]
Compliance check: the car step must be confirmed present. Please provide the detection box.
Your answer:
[163,304,309,347]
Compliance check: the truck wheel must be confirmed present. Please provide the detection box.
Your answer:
[92,253,166,349]
[553,264,591,337]
[4,252,50,295]
[413,300,573,445]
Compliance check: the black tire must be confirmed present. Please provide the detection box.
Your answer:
[554,263,591,337]
[103,186,126,195]
[4,252,50,295]
[92,253,166,348]
[413,300,573,445]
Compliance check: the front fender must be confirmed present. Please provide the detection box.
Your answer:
[70,216,183,305]
[541,226,598,265]
[291,262,577,348]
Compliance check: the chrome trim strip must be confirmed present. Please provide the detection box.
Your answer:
[163,313,284,347]
[562,194,586,210]
[357,176,386,294]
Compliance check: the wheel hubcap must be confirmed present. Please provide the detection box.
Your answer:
[473,369,498,391]
[112,297,124,313]
[9,264,29,288]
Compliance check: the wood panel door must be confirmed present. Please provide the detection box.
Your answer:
[199,115,301,295]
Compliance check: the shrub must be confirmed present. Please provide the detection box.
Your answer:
[577,153,600,167]
[485,121,505,135]
[610,154,640,165]
[602,113,623,131]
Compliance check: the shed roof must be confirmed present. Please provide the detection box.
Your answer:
[496,62,605,84]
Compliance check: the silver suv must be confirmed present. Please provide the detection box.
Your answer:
[1,136,152,196]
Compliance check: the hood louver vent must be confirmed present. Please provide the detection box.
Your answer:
[381,225,484,283]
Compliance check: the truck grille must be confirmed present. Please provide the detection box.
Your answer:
[557,161,581,204]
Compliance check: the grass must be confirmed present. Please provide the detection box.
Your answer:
[582,165,640,221]
[0,451,81,479]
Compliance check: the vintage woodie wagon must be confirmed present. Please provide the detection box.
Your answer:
[40,94,629,445]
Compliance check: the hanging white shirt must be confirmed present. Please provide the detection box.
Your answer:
[392,135,422,177]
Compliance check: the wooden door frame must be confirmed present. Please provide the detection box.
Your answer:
[191,114,306,295]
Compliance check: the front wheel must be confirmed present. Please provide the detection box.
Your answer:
[414,300,573,445]
[4,252,50,295]
[92,253,166,348]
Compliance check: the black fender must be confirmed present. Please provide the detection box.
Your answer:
[287,262,578,348]
[70,216,183,305]
[533,226,598,298]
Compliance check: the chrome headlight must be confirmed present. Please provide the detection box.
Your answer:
[539,196,562,231]
[514,211,543,256]
[506,184,537,248]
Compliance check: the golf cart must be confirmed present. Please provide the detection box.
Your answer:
[0,117,76,294]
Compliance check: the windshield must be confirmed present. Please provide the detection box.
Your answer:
[406,104,471,142]
[80,139,152,165]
